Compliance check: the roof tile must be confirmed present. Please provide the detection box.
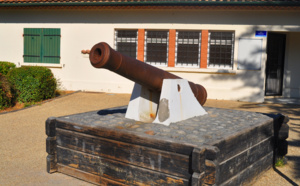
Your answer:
[0,0,299,3]
[0,0,299,9]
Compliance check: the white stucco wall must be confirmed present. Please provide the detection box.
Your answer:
[0,8,299,102]
[283,32,300,98]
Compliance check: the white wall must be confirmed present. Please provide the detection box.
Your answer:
[0,8,299,102]
[283,32,300,98]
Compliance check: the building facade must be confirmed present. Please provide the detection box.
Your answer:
[0,1,299,102]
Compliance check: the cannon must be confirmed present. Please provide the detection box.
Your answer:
[89,42,207,125]
[89,42,207,105]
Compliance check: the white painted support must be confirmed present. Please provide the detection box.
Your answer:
[125,79,207,126]
[125,83,160,123]
[153,79,207,126]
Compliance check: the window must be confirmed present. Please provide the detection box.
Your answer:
[23,28,61,64]
[175,31,201,67]
[145,31,169,66]
[115,30,138,58]
[208,31,234,69]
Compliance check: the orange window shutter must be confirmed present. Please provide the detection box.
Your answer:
[200,30,208,68]
[137,29,145,61]
[168,29,176,67]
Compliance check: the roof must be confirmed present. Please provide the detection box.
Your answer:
[0,0,299,9]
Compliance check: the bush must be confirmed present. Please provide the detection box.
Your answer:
[0,73,14,109]
[7,66,57,103]
[0,61,16,75]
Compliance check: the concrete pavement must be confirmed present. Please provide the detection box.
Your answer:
[0,92,130,185]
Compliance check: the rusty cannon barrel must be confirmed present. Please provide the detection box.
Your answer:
[89,42,207,105]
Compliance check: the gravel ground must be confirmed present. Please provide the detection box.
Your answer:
[0,92,299,185]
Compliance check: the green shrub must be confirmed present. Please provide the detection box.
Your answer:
[0,61,16,75]
[0,73,14,109]
[7,66,57,103]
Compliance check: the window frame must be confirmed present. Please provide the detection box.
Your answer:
[207,31,235,69]
[175,30,201,68]
[144,30,169,67]
[114,29,138,59]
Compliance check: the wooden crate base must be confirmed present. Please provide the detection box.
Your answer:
[46,106,289,185]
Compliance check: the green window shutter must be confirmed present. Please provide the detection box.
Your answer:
[24,28,42,63]
[42,28,61,64]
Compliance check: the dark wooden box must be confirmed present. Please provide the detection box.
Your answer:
[46,107,288,185]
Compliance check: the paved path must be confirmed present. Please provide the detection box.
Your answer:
[0,92,131,185]
[0,92,299,185]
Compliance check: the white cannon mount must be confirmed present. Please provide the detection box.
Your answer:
[125,79,207,126]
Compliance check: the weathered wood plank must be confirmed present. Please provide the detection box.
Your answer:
[57,147,189,186]
[46,136,56,155]
[277,140,288,156]
[204,160,219,185]
[203,145,220,162]
[47,154,57,173]
[57,164,126,186]
[282,114,289,124]
[273,114,289,141]
[55,119,196,156]
[221,152,273,186]
[192,148,206,173]
[46,117,57,174]
[211,120,273,162]
[46,117,56,137]
[278,123,289,141]
[56,128,191,178]
[217,137,273,184]
[272,114,289,157]
[191,172,205,186]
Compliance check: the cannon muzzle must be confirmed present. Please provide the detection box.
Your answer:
[89,42,207,105]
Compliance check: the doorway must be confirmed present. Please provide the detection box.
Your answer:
[265,32,286,96]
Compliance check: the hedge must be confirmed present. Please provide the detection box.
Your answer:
[7,66,57,103]
[0,61,16,75]
[0,73,14,109]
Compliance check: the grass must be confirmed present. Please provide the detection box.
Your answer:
[275,157,287,167]
[24,102,35,108]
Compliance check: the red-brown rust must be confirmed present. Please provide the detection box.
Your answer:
[89,42,207,105]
